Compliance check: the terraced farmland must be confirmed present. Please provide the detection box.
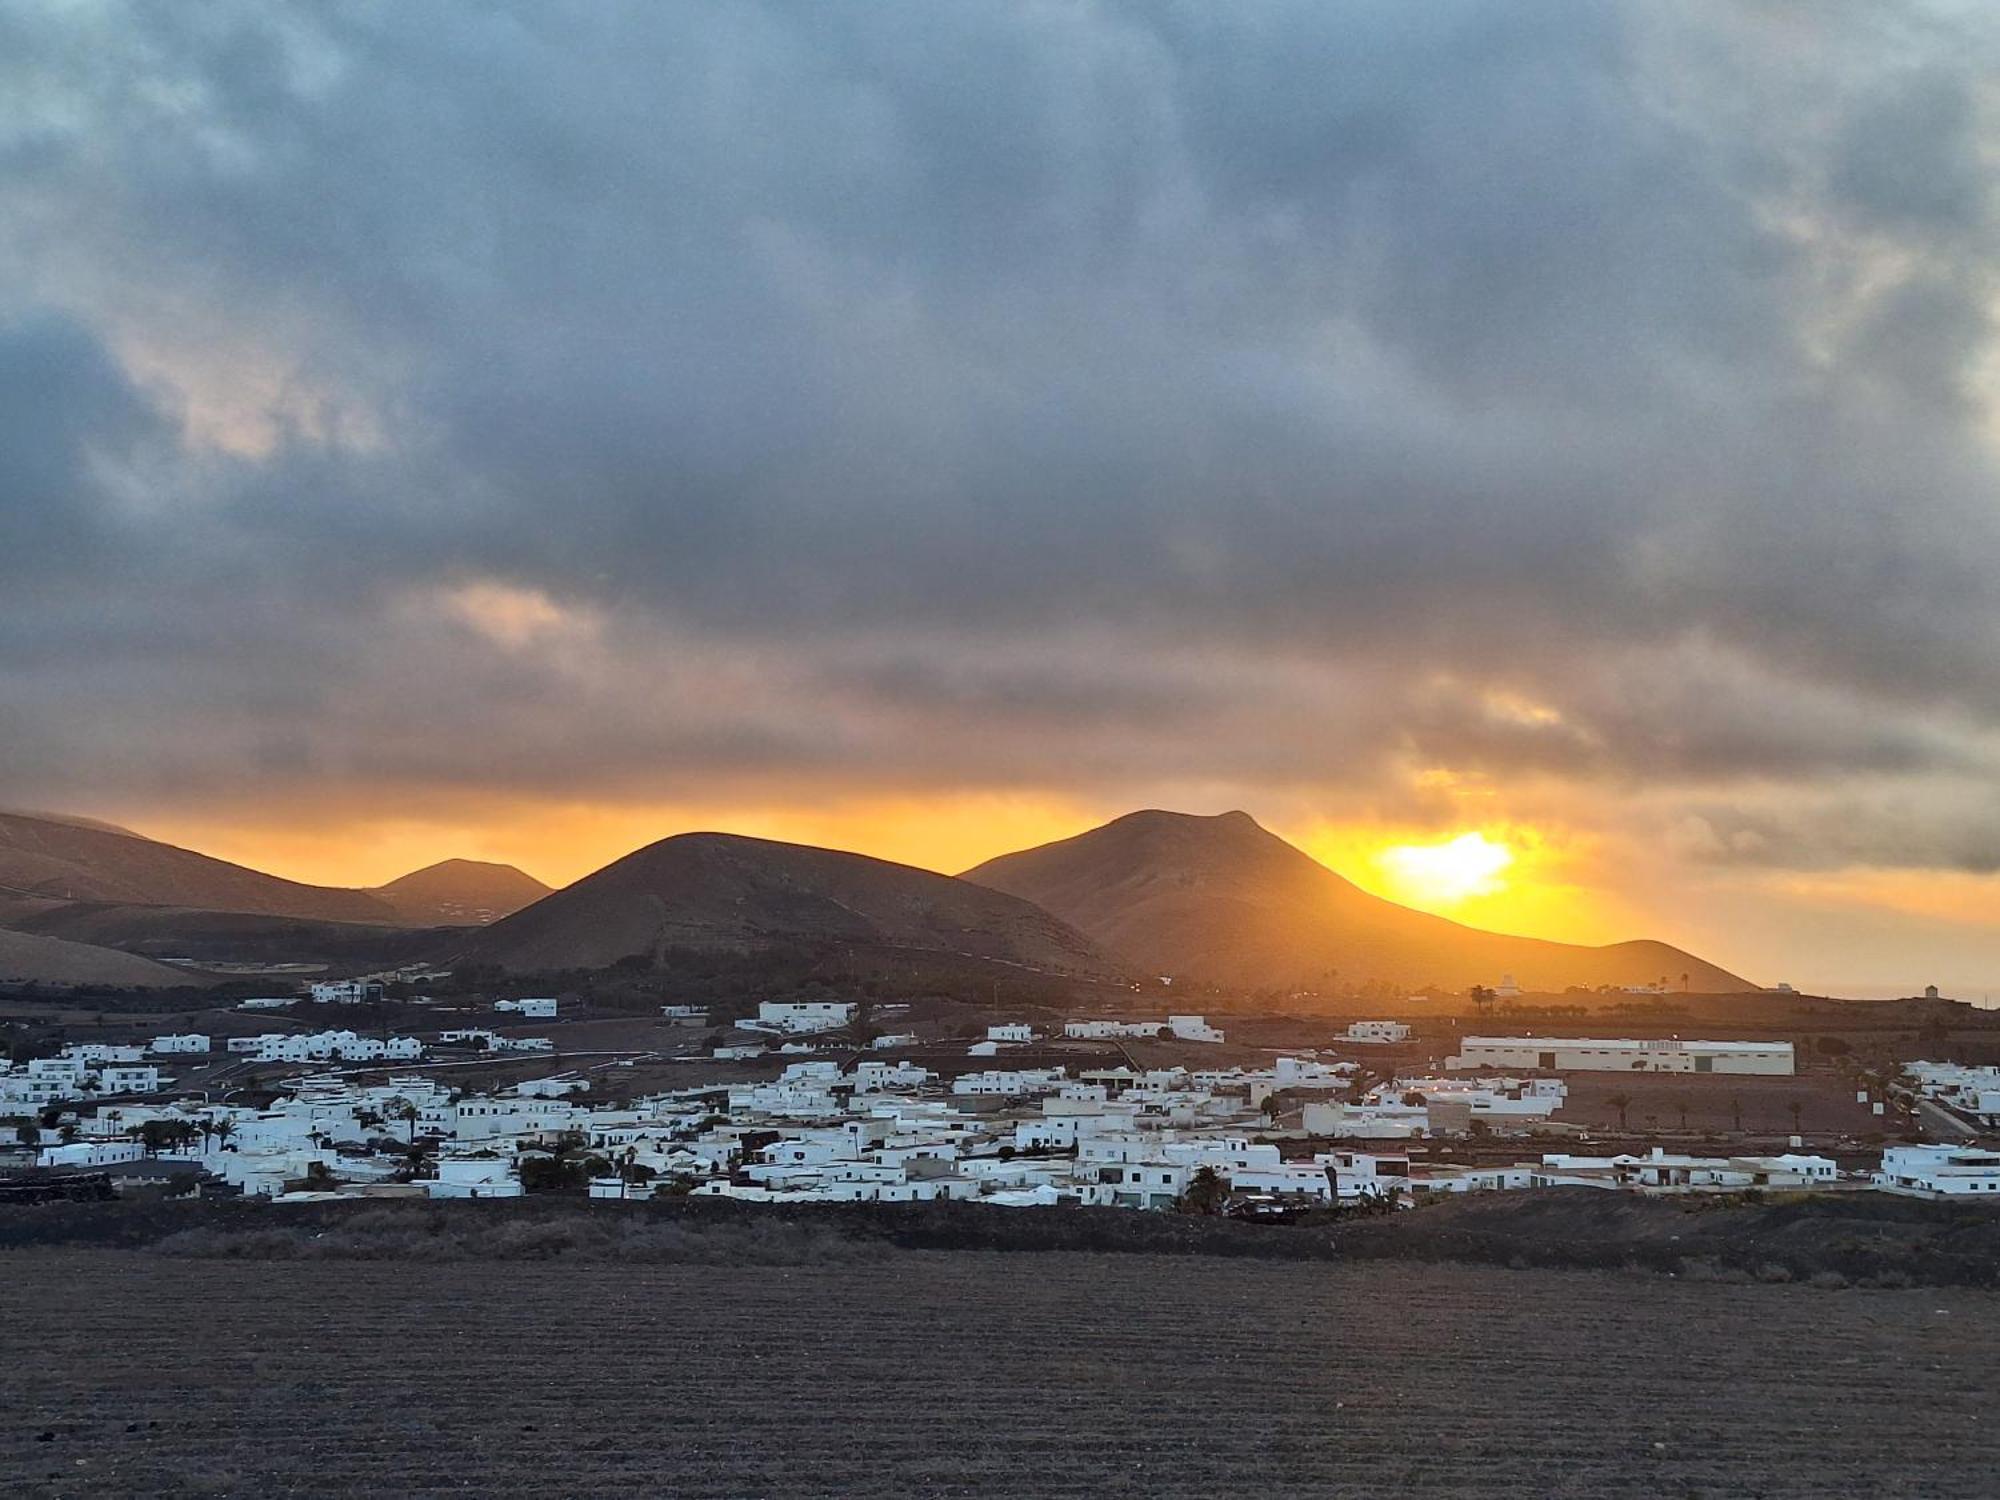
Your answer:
[1,1248,1994,1497]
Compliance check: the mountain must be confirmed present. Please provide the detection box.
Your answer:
[0,927,192,987]
[0,811,397,923]
[458,831,1123,978]
[962,809,1752,995]
[366,859,552,926]
[0,811,544,930]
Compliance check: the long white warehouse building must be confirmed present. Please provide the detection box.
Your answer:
[1446,1037,1794,1076]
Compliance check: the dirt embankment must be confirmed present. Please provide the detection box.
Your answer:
[3,1189,1998,1288]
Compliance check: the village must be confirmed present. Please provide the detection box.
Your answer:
[6,987,1998,1211]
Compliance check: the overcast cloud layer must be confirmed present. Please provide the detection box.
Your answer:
[4,2,2000,960]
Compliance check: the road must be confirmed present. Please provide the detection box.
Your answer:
[1915,1097,1978,1139]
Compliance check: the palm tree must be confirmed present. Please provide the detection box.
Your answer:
[1788,1100,1804,1138]
[1671,1096,1691,1132]
[212,1119,235,1151]
[1606,1092,1633,1132]
[1730,1096,1743,1133]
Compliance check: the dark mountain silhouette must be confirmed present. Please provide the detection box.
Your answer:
[458,831,1123,978]
[367,859,552,926]
[962,809,1752,995]
[0,812,544,932]
[0,810,397,922]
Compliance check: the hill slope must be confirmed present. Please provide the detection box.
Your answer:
[366,860,552,926]
[0,812,396,923]
[0,927,192,987]
[458,831,1123,978]
[962,810,1751,995]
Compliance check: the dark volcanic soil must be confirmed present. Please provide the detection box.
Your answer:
[0,1249,1994,1498]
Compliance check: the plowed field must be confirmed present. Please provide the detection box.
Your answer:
[2,1249,1994,1497]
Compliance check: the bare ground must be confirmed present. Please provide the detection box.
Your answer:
[1,1247,1995,1498]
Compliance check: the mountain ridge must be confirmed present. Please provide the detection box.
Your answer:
[962,808,1752,995]
[0,811,546,929]
[458,829,1125,979]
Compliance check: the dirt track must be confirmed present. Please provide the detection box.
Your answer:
[2,1248,1994,1498]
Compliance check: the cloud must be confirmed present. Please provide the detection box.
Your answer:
[1,0,1999,903]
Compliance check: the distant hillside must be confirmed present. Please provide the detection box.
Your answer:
[366,859,551,926]
[963,809,1751,995]
[0,812,545,934]
[0,927,191,987]
[4,901,445,971]
[0,811,396,923]
[458,831,1124,979]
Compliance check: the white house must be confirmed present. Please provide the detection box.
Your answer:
[496,997,558,1019]
[94,1064,164,1095]
[1346,1020,1412,1044]
[36,1140,144,1169]
[1064,1020,1164,1040]
[749,1001,858,1035]
[1874,1144,2000,1198]
[65,1044,145,1064]
[986,1023,1036,1043]
[1167,1015,1225,1044]
[952,1068,1066,1098]
[1446,1036,1794,1076]
[427,1156,524,1199]
[1274,1056,1351,1088]
[149,1034,211,1055]
[309,980,380,1005]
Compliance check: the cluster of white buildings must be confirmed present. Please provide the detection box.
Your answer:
[1302,1076,1568,1138]
[225,1030,426,1064]
[0,1046,166,1106]
[1902,1062,2000,1127]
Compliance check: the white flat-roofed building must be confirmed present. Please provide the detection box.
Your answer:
[1446,1036,1794,1075]
[1875,1144,2000,1198]
[1064,1020,1165,1040]
[749,1001,857,1035]
[65,1044,145,1065]
[1346,1021,1412,1044]
[309,980,380,1005]
[1167,1015,1225,1044]
[94,1064,164,1094]
[986,1023,1036,1043]
[149,1034,211,1054]
[496,997,558,1018]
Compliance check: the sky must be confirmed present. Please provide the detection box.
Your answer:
[4,2,2000,997]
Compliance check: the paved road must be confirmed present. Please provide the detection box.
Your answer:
[1916,1098,1978,1138]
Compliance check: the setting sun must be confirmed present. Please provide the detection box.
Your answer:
[1375,831,1515,908]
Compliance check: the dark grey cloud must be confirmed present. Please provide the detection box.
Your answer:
[2,0,2000,875]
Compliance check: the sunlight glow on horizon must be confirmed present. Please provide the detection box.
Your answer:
[1374,831,1516,908]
